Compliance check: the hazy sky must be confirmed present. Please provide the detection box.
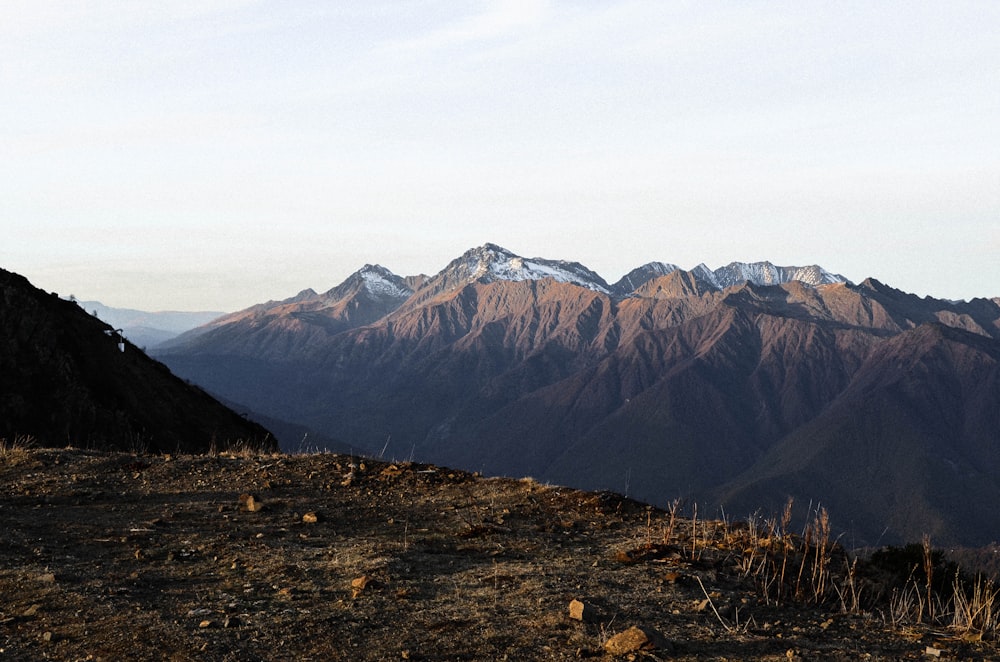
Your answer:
[3,1,998,311]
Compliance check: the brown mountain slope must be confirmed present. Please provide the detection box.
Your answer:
[713,323,1000,545]
[160,264,414,357]
[483,305,871,503]
[0,268,274,453]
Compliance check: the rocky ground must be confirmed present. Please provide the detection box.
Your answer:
[1,447,996,661]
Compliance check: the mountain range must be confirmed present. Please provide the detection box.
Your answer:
[152,244,1000,546]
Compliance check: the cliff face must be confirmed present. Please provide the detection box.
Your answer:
[0,268,275,453]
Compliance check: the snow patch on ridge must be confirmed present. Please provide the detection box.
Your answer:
[358,265,413,299]
[320,264,414,305]
[427,244,849,299]
[711,261,846,289]
[461,244,610,293]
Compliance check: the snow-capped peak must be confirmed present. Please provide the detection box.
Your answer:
[323,264,413,302]
[356,264,414,299]
[449,244,611,293]
[690,264,720,288]
[710,261,847,289]
[424,246,847,300]
[666,262,847,292]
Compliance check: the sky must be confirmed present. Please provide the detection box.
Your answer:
[2,1,998,311]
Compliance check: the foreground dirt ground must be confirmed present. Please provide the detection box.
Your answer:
[1,448,996,661]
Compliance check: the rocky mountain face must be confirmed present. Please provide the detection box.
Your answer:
[0,268,275,453]
[155,245,1000,545]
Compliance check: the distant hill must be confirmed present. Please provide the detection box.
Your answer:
[77,300,225,349]
[0,268,276,453]
[155,244,1000,545]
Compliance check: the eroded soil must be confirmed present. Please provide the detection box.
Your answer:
[0,448,994,660]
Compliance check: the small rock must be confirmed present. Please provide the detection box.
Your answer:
[199,620,215,629]
[41,631,53,642]
[568,599,601,623]
[302,512,319,524]
[22,604,41,617]
[604,626,670,656]
[239,494,263,512]
[37,573,56,583]
[924,646,943,658]
[351,575,374,598]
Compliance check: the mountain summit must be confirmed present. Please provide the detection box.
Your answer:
[705,261,846,289]
[324,264,414,302]
[403,244,612,308]
[420,244,847,299]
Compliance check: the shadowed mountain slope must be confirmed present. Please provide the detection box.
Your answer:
[0,268,275,453]
[713,322,1000,544]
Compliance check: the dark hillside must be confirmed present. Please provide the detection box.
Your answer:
[0,268,274,453]
[713,322,1000,545]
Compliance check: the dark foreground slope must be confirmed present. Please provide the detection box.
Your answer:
[2,447,996,661]
[0,268,274,453]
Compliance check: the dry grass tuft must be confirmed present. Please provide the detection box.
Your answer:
[0,434,35,461]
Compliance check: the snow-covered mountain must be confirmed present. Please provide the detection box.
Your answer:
[395,243,612,311]
[705,261,847,289]
[322,264,414,302]
[404,245,849,305]
[137,245,854,350]
[436,244,610,292]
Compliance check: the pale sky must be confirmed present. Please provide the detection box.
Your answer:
[2,1,998,311]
